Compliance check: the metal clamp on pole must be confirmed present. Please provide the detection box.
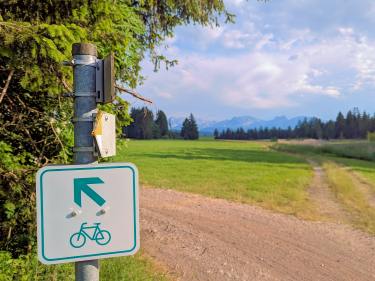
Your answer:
[71,117,95,123]
[72,57,97,67]
[74,91,97,97]
[73,146,95,152]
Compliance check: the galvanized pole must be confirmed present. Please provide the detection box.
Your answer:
[72,43,99,281]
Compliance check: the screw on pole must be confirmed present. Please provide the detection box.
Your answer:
[72,42,99,281]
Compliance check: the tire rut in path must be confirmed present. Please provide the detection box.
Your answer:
[344,168,375,209]
[306,160,350,223]
[140,188,375,281]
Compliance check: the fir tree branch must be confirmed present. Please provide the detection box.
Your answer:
[0,21,29,32]
[0,69,14,104]
[115,84,153,104]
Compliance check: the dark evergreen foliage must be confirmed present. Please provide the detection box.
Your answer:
[213,128,219,139]
[155,110,169,137]
[215,109,375,140]
[125,107,154,139]
[124,107,172,139]
[180,113,199,140]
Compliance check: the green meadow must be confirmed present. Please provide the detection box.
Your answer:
[114,139,316,218]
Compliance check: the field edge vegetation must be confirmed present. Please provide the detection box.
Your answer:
[0,251,171,281]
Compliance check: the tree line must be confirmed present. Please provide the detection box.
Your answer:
[124,107,199,140]
[215,108,375,140]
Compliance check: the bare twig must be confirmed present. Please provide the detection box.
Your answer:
[14,94,42,114]
[49,120,68,164]
[51,64,73,93]
[23,126,41,157]
[115,84,153,104]
[0,69,14,104]
[61,77,73,92]
[7,227,12,240]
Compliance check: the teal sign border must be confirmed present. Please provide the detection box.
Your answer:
[39,165,137,262]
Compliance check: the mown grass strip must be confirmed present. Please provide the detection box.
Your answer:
[328,156,375,187]
[323,162,375,234]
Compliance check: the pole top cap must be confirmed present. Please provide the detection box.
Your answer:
[72,43,97,56]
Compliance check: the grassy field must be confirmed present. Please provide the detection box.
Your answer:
[115,139,317,219]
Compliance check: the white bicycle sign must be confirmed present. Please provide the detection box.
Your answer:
[69,222,111,248]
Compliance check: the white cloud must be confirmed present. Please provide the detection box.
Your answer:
[338,27,354,36]
[157,91,173,99]
[204,26,224,40]
[225,0,246,7]
[185,25,224,49]
[255,33,274,50]
[222,30,250,49]
[294,75,340,97]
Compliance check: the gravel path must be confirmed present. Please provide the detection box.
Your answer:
[140,188,375,281]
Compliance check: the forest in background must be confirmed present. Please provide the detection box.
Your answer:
[215,108,375,140]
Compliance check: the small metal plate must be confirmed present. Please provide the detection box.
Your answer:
[103,53,115,103]
[92,111,116,157]
[95,59,104,102]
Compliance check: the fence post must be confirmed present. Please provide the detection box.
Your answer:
[72,43,99,281]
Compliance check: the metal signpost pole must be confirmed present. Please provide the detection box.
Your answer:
[72,43,99,281]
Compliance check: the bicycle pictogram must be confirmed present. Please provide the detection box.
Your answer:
[69,222,111,248]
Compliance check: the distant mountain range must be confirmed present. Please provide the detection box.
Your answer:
[169,115,309,134]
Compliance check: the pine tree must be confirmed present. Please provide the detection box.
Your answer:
[335,112,345,139]
[189,113,199,140]
[126,107,156,139]
[214,129,219,139]
[152,122,161,139]
[181,118,190,139]
[155,110,169,137]
[180,114,199,140]
[324,121,336,140]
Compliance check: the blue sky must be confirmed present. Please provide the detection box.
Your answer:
[129,0,375,121]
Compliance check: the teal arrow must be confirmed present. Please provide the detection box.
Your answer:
[74,177,106,207]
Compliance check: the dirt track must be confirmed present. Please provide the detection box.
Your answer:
[307,160,349,223]
[140,188,375,281]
